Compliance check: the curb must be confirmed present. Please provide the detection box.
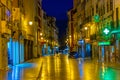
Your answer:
[36,61,43,80]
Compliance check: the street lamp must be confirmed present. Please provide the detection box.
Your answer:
[41,37,43,40]
[84,27,90,38]
[85,27,88,30]
[40,33,43,36]
[46,40,48,43]
[28,21,33,25]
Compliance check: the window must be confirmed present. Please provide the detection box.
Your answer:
[1,6,5,20]
[110,21,114,29]
[103,4,105,14]
[110,0,113,10]
[38,7,41,17]
[116,8,119,28]
[38,18,41,28]
[96,4,98,13]
[107,2,109,12]
[92,7,94,16]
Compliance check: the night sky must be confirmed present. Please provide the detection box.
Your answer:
[42,0,73,47]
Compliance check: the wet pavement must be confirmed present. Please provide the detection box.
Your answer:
[1,54,120,80]
[0,58,43,80]
[38,54,120,80]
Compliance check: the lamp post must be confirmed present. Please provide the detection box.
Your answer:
[84,27,88,38]
[84,26,91,38]
[40,32,43,36]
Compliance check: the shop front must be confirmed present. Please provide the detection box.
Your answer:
[7,38,24,66]
[24,39,33,61]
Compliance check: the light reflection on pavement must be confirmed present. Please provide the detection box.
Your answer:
[0,54,120,80]
[0,59,42,80]
[39,54,120,80]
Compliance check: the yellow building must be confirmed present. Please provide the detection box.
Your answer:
[37,0,43,57]
[0,0,58,69]
[0,0,44,69]
[0,0,12,70]
[23,0,38,59]
[67,10,74,52]
[112,0,120,62]
[42,12,59,55]
[68,0,117,61]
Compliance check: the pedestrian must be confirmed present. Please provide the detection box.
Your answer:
[90,50,92,59]
[56,51,59,57]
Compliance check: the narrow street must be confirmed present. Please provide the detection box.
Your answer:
[39,54,80,80]
[1,0,120,80]
[0,54,120,80]
[38,54,120,80]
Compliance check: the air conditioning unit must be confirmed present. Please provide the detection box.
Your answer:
[1,21,11,35]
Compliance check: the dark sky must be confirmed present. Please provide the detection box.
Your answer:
[42,0,73,40]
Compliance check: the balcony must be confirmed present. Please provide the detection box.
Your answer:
[1,21,11,35]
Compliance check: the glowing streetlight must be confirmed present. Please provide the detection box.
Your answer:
[41,37,43,40]
[85,27,88,30]
[29,21,33,25]
[40,33,43,36]
[69,35,71,38]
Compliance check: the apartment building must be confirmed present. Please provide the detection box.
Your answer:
[68,0,120,62]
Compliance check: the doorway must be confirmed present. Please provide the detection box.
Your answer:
[7,38,13,66]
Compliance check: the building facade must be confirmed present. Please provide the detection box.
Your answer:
[41,13,59,56]
[67,0,120,62]
[0,0,59,70]
[0,0,12,70]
